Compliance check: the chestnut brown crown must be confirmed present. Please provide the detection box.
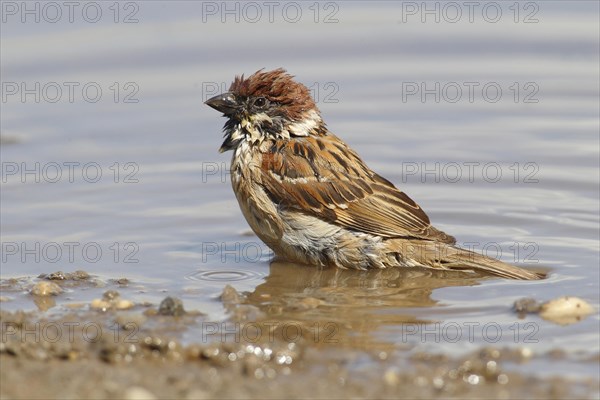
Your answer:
[227,68,319,121]
[205,68,325,151]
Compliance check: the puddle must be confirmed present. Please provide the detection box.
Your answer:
[1,1,599,398]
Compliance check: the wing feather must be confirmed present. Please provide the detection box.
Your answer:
[260,134,455,244]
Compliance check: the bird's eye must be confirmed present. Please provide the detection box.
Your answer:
[253,97,267,108]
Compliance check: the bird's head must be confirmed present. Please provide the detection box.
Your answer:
[205,68,324,152]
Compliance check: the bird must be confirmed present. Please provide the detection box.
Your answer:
[205,68,543,280]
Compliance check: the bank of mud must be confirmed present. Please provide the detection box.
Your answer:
[1,271,598,399]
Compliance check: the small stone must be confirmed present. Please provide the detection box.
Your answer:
[91,299,111,311]
[539,296,594,325]
[123,387,157,400]
[41,270,90,281]
[513,298,540,314]
[158,297,185,316]
[103,290,121,301]
[220,285,242,305]
[91,296,134,311]
[70,270,91,280]
[45,271,67,280]
[115,299,135,310]
[30,281,63,296]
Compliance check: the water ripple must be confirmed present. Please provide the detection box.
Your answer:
[186,269,264,282]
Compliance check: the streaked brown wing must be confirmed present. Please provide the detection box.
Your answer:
[259,134,456,244]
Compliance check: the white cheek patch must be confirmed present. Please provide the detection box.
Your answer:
[250,112,273,124]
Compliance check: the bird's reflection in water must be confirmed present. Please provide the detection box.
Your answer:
[240,260,486,352]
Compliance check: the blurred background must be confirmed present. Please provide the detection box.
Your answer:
[1,0,599,383]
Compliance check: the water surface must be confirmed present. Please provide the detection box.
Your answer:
[1,0,598,382]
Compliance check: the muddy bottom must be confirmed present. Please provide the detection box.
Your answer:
[1,270,598,400]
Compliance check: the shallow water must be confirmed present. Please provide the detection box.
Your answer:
[2,0,599,382]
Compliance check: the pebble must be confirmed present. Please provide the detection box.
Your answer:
[91,299,111,311]
[158,297,186,316]
[116,300,135,310]
[41,270,90,281]
[220,285,242,305]
[513,298,540,314]
[90,297,135,311]
[539,296,594,325]
[103,290,121,301]
[123,387,157,400]
[30,281,63,296]
[116,278,130,285]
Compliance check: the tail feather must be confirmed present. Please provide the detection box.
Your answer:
[443,247,544,280]
[386,239,545,280]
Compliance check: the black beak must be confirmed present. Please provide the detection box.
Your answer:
[205,92,238,115]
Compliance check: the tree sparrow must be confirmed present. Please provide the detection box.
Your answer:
[205,69,543,280]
